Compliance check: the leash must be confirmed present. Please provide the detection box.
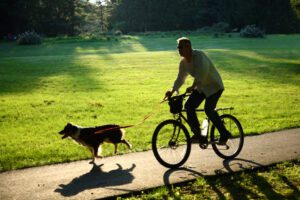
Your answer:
[94,101,163,134]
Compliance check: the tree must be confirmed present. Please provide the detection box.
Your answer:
[1,0,299,38]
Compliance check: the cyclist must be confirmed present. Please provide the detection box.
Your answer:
[165,37,231,145]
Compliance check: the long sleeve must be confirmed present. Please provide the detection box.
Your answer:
[192,52,209,90]
[194,50,224,97]
[172,62,188,92]
[171,50,224,97]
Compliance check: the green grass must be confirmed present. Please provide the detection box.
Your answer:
[120,159,300,200]
[0,34,299,171]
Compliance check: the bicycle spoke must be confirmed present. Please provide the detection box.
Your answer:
[152,120,191,168]
[211,114,244,159]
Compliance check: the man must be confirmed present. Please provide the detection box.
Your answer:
[165,37,231,145]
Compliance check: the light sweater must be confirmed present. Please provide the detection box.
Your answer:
[173,50,224,97]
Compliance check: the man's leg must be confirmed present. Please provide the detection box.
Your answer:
[204,90,230,144]
[184,90,205,135]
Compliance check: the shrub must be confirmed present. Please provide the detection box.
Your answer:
[197,22,230,36]
[196,26,213,34]
[17,31,42,45]
[114,30,123,36]
[240,25,265,38]
[211,22,230,33]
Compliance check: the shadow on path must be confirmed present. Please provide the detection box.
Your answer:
[162,158,269,200]
[163,158,264,186]
[215,158,288,200]
[55,163,136,197]
[216,158,265,174]
[163,167,204,186]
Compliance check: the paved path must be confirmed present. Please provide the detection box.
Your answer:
[0,128,299,200]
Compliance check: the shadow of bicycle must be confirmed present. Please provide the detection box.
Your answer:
[162,158,266,199]
[163,157,264,186]
[54,163,136,197]
[215,158,265,174]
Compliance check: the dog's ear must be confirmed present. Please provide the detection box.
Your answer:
[66,122,75,129]
[71,125,78,132]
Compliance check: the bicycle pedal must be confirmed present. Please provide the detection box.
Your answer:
[213,141,230,149]
[199,143,208,149]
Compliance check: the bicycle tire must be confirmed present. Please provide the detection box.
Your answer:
[211,114,244,159]
[152,119,191,168]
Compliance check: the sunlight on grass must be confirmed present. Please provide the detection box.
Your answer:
[0,34,299,171]
[212,49,300,65]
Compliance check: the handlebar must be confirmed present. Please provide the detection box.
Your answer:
[161,92,190,103]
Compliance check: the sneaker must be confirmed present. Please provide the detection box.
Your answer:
[199,135,208,145]
[218,131,232,145]
[190,134,208,144]
[190,134,200,143]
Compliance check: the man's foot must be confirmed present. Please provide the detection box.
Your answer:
[218,131,232,145]
[190,134,199,143]
[191,134,208,144]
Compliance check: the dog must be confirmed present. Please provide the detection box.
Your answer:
[59,123,132,163]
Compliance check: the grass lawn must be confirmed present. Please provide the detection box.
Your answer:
[0,34,299,171]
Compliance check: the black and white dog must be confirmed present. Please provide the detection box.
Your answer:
[59,123,132,163]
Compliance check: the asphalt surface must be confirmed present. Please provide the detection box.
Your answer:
[0,128,299,200]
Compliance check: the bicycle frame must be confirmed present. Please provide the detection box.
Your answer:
[173,109,209,138]
[169,124,182,148]
[153,94,243,168]
[173,107,234,137]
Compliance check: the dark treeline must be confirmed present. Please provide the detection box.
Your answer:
[111,0,300,34]
[1,0,300,38]
[1,0,94,37]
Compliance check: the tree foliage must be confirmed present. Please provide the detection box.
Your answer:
[0,0,97,37]
[0,0,299,38]
[111,0,300,34]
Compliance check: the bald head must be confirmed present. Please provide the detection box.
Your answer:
[177,37,192,60]
[177,37,192,48]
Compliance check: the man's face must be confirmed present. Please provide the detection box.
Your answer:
[177,42,189,57]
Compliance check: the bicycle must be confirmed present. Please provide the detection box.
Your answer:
[152,92,244,169]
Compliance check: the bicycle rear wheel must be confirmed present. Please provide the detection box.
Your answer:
[211,114,244,159]
[152,120,191,169]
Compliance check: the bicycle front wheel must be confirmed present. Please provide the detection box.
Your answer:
[152,120,191,169]
[211,114,244,159]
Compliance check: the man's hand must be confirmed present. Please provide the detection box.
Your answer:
[186,86,194,94]
[164,90,174,100]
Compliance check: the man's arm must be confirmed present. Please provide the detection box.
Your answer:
[165,62,188,99]
[172,62,188,93]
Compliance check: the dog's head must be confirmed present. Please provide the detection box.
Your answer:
[59,123,79,139]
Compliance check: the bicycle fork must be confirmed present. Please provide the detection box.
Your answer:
[169,122,181,149]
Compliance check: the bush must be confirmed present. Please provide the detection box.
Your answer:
[240,25,265,38]
[211,22,230,33]
[196,26,214,34]
[114,30,123,36]
[17,31,42,45]
[197,22,230,37]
